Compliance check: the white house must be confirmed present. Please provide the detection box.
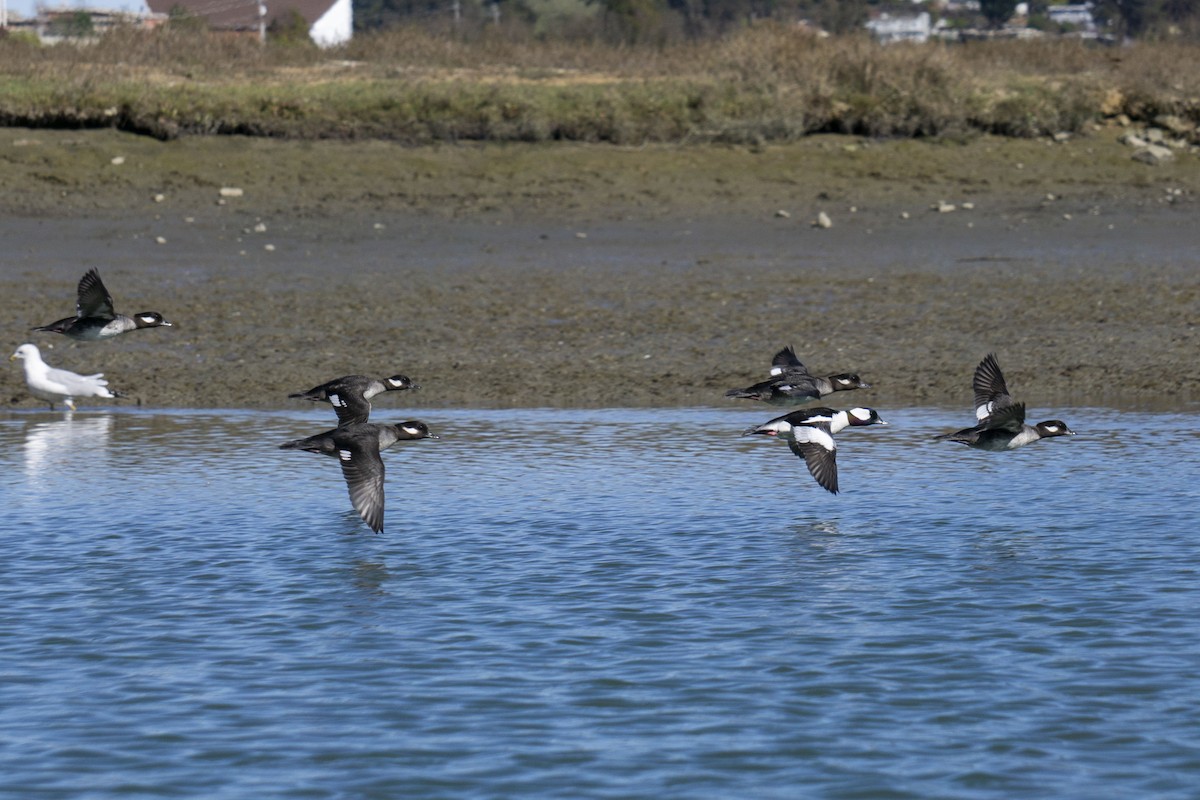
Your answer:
[307,0,349,45]
[865,11,932,43]
[1047,3,1096,30]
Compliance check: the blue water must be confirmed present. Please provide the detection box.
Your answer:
[2,405,1199,799]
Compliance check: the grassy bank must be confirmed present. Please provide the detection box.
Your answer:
[1,25,1199,142]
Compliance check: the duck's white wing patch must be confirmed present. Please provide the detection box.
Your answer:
[770,346,808,376]
[325,388,372,425]
[786,429,839,494]
[980,402,1026,433]
[974,398,1013,421]
[791,425,836,452]
[971,354,1011,410]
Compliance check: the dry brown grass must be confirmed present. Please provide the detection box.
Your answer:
[0,23,1198,142]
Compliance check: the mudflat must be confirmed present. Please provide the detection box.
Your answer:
[1,126,1197,412]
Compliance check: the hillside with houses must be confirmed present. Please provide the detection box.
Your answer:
[2,0,351,45]
[866,2,1104,44]
[0,0,1181,47]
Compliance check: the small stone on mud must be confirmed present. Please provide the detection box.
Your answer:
[1132,145,1174,165]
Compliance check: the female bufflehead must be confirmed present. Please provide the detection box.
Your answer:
[936,353,1075,451]
[289,374,420,426]
[726,346,870,406]
[280,421,437,533]
[10,343,122,411]
[33,269,172,341]
[742,406,887,494]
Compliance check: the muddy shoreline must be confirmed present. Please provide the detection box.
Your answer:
[2,128,1198,413]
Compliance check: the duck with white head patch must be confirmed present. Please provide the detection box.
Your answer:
[743,406,888,494]
[33,269,172,341]
[289,374,420,427]
[726,346,871,406]
[280,421,437,533]
[935,353,1075,451]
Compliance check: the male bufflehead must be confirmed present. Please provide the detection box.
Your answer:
[742,406,887,494]
[33,269,172,341]
[280,421,437,533]
[289,374,420,426]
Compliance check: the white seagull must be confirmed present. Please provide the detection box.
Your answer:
[10,343,122,411]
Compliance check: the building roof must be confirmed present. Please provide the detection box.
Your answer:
[143,0,338,31]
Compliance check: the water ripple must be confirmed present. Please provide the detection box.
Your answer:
[1,407,1198,799]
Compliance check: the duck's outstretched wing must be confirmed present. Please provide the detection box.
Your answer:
[288,376,374,426]
[76,269,116,320]
[770,345,812,379]
[973,353,1014,420]
[337,437,386,533]
[786,424,839,495]
[978,401,1026,433]
[328,392,373,426]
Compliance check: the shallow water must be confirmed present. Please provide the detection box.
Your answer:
[2,406,1199,799]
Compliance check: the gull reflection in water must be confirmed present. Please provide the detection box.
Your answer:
[22,412,114,487]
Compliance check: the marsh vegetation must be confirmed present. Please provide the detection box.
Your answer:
[0,24,1198,143]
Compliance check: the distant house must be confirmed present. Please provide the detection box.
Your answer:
[865,11,932,43]
[143,0,351,46]
[1047,2,1096,30]
[18,9,166,43]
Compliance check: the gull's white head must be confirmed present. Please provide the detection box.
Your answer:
[10,343,39,362]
